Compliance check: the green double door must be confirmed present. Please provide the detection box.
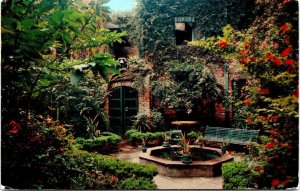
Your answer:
[109,86,139,136]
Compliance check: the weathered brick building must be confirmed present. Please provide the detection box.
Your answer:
[105,0,255,134]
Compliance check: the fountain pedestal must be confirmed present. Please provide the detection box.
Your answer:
[171,121,198,136]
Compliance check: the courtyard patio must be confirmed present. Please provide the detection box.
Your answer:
[1,0,298,189]
[110,144,224,189]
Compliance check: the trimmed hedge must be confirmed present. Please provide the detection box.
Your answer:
[125,130,165,146]
[50,146,158,189]
[64,148,158,179]
[187,131,198,140]
[75,132,121,153]
[115,177,157,190]
[222,161,254,189]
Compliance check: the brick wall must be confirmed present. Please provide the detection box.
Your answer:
[206,59,244,125]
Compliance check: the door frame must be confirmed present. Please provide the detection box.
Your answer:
[108,86,139,136]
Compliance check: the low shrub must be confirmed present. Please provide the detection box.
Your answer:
[222,161,255,189]
[2,115,157,189]
[125,129,144,145]
[125,130,166,146]
[44,143,158,189]
[63,147,158,180]
[114,177,157,190]
[187,131,198,140]
[144,132,165,142]
[75,132,121,153]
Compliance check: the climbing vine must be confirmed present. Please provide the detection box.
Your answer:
[135,0,255,66]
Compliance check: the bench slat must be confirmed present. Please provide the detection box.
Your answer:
[204,127,259,145]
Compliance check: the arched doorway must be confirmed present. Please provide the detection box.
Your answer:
[109,86,139,136]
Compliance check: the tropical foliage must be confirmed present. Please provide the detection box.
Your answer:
[132,110,165,132]
[1,0,123,126]
[152,59,223,113]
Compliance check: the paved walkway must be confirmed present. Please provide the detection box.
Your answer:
[110,145,223,189]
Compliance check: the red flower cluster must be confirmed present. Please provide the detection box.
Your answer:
[283,0,292,4]
[280,24,288,31]
[271,179,281,187]
[260,116,267,121]
[265,157,271,162]
[256,166,264,171]
[265,53,275,61]
[8,120,20,134]
[244,99,251,105]
[261,41,267,48]
[218,40,227,48]
[241,57,250,64]
[240,49,248,55]
[244,41,250,49]
[270,128,280,135]
[111,176,117,182]
[247,117,252,124]
[264,141,275,149]
[281,47,291,56]
[284,37,290,43]
[260,88,270,95]
[285,59,294,66]
[273,58,282,66]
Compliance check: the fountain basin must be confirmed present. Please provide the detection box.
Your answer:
[139,146,233,177]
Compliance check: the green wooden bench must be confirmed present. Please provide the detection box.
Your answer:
[203,127,260,145]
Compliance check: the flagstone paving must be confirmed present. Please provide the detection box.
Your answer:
[110,144,223,189]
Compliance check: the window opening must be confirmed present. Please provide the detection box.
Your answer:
[175,17,195,45]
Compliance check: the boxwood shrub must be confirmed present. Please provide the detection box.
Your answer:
[51,146,158,189]
[222,161,255,189]
[114,177,157,189]
[63,147,158,178]
[75,132,121,153]
[125,129,144,145]
[125,130,165,146]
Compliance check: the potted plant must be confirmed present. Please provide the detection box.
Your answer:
[181,133,192,164]
[141,136,147,153]
[162,133,171,147]
[193,131,204,147]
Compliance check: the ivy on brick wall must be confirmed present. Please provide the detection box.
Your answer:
[135,0,255,65]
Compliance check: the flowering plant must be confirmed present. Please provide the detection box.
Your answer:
[190,0,298,188]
